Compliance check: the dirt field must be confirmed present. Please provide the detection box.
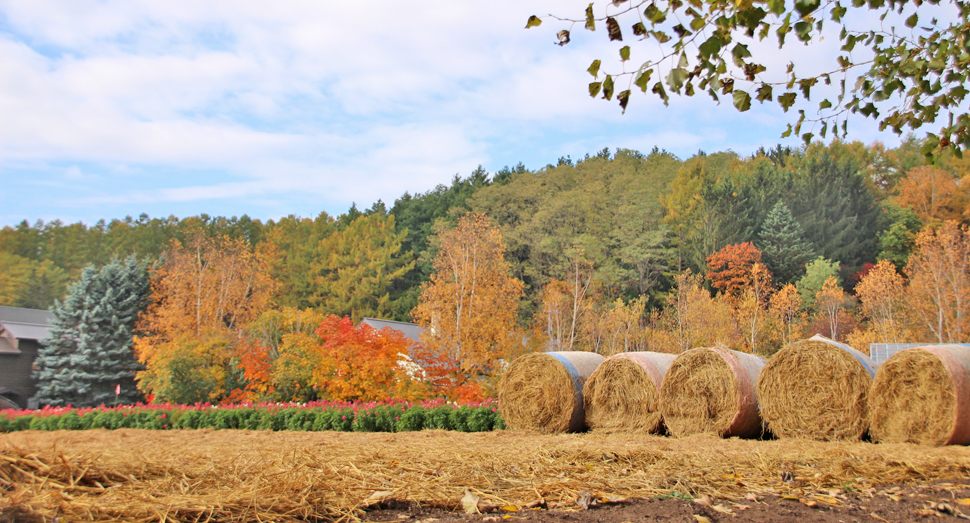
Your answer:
[2,429,970,522]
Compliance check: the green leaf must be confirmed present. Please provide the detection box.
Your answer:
[802,132,814,145]
[607,17,623,41]
[603,75,615,100]
[652,81,669,104]
[819,99,833,110]
[588,60,602,77]
[525,15,543,29]
[589,81,603,97]
[652,30,672,43]
[644,3,667,24]
[618,90,631,112]
[732,43,751,67]
[781,123,793,138]
[778,92,797,112]
[699,36,723,58]
[756,83,773,102]
[632,22,647,36]
[586,3,596,31]
[667,68,688,91]
[820,121,828,138]
[733,90,752,112]
[635,69,653,92]
[905,12,918,28]
[620,46,631,61]
[831,2,847,21]
[794,0,821,18]
[690,16,706,32]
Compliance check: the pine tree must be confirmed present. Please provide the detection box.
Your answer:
[757,201,816,284]
[33,256,150,407]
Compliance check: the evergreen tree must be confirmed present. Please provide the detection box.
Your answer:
[757,201,816,284]
[33,256,151,407]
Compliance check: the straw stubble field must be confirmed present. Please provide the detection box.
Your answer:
[3,429,970,522]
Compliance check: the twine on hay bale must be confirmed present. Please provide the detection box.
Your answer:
[870,344,970,446]
[498,351,605,433]
[583,352,677,433]
[660,347,764,438]
[758,336,877,441]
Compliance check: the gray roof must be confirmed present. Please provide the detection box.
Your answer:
[0,306,54,345]
[359,318,424,343]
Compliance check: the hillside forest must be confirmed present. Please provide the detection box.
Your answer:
[3,137,970,406]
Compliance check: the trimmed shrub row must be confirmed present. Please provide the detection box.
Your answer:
[0,400,504,433]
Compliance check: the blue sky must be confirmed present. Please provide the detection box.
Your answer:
[0,1,932,226]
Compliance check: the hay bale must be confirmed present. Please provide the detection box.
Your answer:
[660,347,764,438]
[870,344,970,446]
[498,351,605,433]
[582,352,677,433]
[757,337,877,441]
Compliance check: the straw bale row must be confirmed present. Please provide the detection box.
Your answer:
[498,340,970,447]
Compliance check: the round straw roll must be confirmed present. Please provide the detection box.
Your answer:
[870,344,970,446]
[660,347,764,438]
[583,351,677,433]
[498,351,605,433]
[758,339,877,441]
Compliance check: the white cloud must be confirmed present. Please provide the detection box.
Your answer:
[0,0,937,225]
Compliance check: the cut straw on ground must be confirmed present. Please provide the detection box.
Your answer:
[4,429,970,522]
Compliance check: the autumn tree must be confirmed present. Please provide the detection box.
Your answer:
[309,213,414,322]
[706,242,763,296]
[134,232,276,403]
[904,221,970,343]
[733,263,774,354]
[313,315,427,402]
[897,166,966,225]
[580,296,648,356]
[658,270,736,352]
[236,307,326,402]
[769,283,804,348]
[412,213,524,375]
[815,276,847,341]
[854,259,908,344]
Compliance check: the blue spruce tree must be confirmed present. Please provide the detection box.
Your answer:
[33,256,151,407]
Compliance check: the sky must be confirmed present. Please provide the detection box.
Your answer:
[0,1,939,227]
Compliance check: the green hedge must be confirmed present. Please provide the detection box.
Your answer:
[0,401,504,433]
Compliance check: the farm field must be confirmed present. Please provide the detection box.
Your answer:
[2,430,970,522]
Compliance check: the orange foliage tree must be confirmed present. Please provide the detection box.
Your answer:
[904,221,970,343]
[313,315,427,402]
[896,166,967,225]
[706,242,763,296]
[412,214,524,378]
[134,231,276,403]
[235,307,326,403]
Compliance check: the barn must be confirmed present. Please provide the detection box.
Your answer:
[0,305,53,409]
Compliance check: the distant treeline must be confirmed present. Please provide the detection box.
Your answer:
[1,137,967,321]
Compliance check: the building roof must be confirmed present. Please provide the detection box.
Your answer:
[359,317,424,343]
[0,306,54,354]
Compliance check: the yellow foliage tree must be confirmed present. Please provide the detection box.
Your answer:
[854,259,908,344]
[412,213,524,375]
[769,283,804,349]
[904,221,970,343]
[135,232,276,403]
